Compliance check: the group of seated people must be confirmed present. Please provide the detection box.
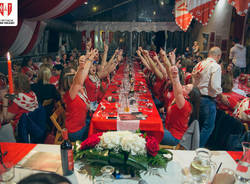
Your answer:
[0,40,249,150]
[136,45,249,149]
[0,41,124,143]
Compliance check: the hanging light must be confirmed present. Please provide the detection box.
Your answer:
[92,6,98,12]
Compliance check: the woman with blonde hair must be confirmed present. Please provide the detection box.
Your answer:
[31,66,60,105]
[62,49,98,141]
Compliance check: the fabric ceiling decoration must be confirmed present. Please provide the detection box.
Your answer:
[76,21,180,32]
[187,0,218,25]
[175,0,193,31]
[0,0,86,56]
[228,0,250,16]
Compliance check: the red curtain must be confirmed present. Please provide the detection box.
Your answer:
[90,30,95,49]
[101,31,105,42]
[81,30,86,51]
[109,31,113,44]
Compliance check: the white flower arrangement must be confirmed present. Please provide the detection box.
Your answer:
[97,131,146,155]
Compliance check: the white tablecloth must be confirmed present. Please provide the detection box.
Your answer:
[10,144,237,184]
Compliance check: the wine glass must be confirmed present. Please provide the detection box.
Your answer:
[94,165,115,184]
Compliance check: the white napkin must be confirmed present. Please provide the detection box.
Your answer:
[117,119,140,131]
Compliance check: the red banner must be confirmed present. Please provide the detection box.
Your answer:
[187,0,217,25]
[90,30,95,49]
[175,0,193,31]
[109,31,113,44]
[101,31,105,42]
[228,0,250,16]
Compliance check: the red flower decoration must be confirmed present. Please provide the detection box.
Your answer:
[80,132,103,150]
[145,136,159,157]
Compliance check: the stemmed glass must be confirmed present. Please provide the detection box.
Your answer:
[94,165,115,184]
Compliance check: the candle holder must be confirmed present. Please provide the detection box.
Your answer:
[4,93,17,100]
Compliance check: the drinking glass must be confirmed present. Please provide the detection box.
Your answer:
[0,162,15,183]
[94,165,115,184]
[190,148,216,184]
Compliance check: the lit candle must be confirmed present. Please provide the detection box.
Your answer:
[7,52,14,94]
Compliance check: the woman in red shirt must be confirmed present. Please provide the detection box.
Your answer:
[0,73,38,131]
[21,57,38,83]
[161,65,201,146]
[63,49,98,142]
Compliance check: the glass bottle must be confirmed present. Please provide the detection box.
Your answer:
[61,128,74,176]
[235,142,250,184]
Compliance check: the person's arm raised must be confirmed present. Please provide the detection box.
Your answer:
[69,49,98,100]
[101,41,108,70]
[160,49,172,81]
[171,66,185,109]
[144,50,164,80]
[136,50,151,71]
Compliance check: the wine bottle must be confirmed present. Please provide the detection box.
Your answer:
[61,128,74,176]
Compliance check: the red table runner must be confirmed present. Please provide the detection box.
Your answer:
[0,142,36,173]
[227,151,243,162]
[89,61,164,143]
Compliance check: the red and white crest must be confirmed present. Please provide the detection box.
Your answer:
[175,0,193,32]
[0,3,12,16]
[186,0,217,25]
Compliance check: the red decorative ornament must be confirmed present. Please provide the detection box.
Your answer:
[228,0,250,16]
[175,0,193,32]
[145,136,160,157]
[187,0,218,25]
[80,132,103,150]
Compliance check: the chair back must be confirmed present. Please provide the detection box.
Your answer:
[50,105,65,144]
[179,120,200,150]
[18,105,47,143]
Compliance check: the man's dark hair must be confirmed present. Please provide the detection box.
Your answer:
[233,38,240,44]
[17,173,71,184]
[53,64,64,72]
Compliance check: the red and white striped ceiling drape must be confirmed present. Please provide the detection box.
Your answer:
[175,0,193,32]
[0,0,87,56]
[176,0,249,31]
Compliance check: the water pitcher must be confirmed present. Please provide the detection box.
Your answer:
[235,142,250,184]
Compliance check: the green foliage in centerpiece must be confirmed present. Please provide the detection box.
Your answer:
[74,131,173,176]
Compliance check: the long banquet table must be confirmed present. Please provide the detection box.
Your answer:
[0,142,242,184]
[89,61,164,143]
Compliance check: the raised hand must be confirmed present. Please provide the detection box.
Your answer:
[169,50,176,65]
[136,50,141,56]
[104,41,109,52]
[86,40,92,50]
[170,65,179,79]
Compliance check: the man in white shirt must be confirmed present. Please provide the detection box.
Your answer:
[229,38,246,76]
[192,47,229,147]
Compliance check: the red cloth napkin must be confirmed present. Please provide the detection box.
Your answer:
[227,151,243,162]
[0,142,36,173]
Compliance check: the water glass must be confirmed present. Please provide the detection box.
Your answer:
[95,165,115,184]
